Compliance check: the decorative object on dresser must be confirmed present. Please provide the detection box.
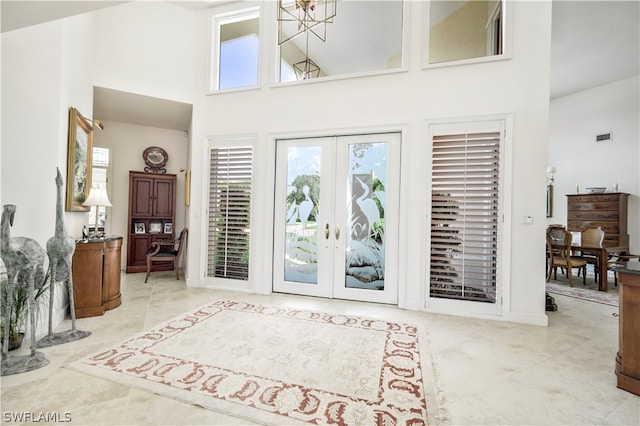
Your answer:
[70,237,122,318]
[126,171,176,273]
[585,187,607,194]
[142,146,168,173]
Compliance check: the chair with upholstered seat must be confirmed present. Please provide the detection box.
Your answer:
[577,227,605,283]
[145,228,188,283]
[546,225,587,286]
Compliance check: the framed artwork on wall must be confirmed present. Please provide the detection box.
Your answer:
[65,107,93,211]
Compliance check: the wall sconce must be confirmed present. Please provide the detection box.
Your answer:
[547,166,556,185]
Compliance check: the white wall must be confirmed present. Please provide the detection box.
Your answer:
[92,121,189,267]
[187,1,552,325]
[548,75,640,253]
[3,1,553,327]
[92,1,196,104]
[2,14,96,332]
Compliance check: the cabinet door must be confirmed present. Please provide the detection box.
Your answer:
[103,239,122,307]
[132,176,154,217]
[72,243,104,315]
[129,234,152,266]
[153,177,174,217]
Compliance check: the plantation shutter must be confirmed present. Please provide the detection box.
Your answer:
[207,146,253,280]
[430,131,500,303]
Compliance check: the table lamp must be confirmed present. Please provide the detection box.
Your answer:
[82,187,112,238]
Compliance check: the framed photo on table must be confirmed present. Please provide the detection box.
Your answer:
[65,107,93,211]
[164,223,173,234]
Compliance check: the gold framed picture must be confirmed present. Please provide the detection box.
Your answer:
[65,107,93,211]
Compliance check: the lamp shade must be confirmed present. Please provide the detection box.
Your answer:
[82,188,112,207]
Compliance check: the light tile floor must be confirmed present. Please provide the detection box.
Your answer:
[1,271,639,425]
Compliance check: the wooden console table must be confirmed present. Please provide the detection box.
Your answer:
[612,261,640,396]
[72,237,122,318]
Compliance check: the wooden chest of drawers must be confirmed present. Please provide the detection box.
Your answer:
[567,192,629,247]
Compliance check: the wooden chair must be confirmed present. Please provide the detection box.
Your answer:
[577,227,605,283]
[610,252,640,286]
[145,228,188,283]
[546,225,587,286]
[579,227,638,286]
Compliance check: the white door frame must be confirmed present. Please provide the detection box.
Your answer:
[272,132,402,305]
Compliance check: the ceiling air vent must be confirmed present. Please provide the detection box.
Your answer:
[595,132,613,142]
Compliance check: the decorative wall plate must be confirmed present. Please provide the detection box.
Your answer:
[143,146,168,173]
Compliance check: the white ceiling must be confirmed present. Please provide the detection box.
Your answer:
[2,1,638,131]
[550,0,639,100]
[93,87,193,132]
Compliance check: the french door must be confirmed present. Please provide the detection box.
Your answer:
[273,133,401,304]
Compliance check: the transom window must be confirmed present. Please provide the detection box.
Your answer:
[211,7,260,91]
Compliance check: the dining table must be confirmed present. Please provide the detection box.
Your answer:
[571,243,629,292]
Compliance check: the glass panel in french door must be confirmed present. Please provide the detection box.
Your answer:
[345,142,388,288]
[273,133,400,304]
[333,133,400,304]
[273,137,334,298]
[284,145,320,284]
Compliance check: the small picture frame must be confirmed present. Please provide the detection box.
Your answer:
[164,222,173,234]
[149,221,162,234]
[134,223,145,234]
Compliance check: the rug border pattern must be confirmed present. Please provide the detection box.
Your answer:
[546,282,619,307]
[71,300,431,425]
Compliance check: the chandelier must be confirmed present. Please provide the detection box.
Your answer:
[277,0,337,80]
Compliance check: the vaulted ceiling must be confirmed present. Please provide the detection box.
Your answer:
[2,1,638,130]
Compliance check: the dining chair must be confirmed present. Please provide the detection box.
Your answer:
[145,228,188,283]
[610,252,640,286]
[578,227,605,283]
[546,225,587,286]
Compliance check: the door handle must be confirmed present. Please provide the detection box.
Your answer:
[325,223,330,240]
[335,224,340,240]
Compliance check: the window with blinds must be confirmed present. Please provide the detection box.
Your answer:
[430,131,500,303]
[207,146,253,280]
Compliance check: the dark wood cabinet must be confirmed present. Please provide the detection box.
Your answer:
[126,171,176,273]
[614,264,640,396]
[566,192,629,248]
[72,237,122,318]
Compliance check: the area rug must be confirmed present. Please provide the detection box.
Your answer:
[546,282,619,307]
[69,300,444,425]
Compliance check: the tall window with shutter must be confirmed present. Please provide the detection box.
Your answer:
[207,145,253,281]
[430,129,501,303]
